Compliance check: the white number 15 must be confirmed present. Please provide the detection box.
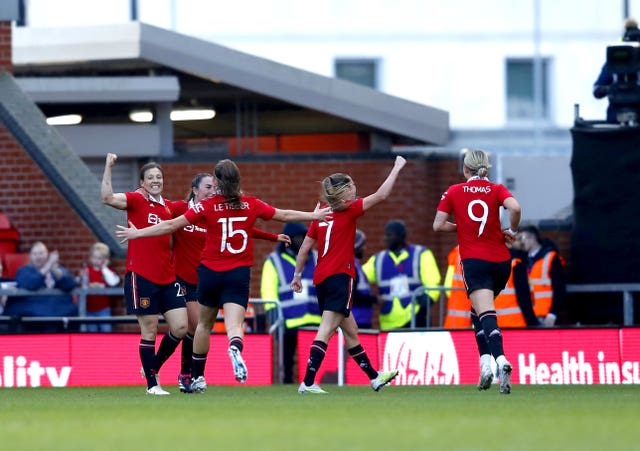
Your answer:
[218,217,248,254]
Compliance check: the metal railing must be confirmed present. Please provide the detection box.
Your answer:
[0,288,283,325]
[0,287,126,332]
[3,283,638,330]
[565,283,640,326]
[408,283,640,328]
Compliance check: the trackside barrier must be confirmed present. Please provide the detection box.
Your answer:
[298,327,640,386]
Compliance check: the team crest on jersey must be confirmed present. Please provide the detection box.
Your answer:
[140,297,151,308]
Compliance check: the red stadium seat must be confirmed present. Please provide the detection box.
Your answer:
[0,213,19,256]
[3,252,30,279]
[0,214,10,229]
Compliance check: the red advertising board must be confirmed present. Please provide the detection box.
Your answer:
[297,329,378,385]
[0,334,272,388]
[2,329,639,388]
[298,328,640,386]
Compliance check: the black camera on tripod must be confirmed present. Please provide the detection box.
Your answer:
[606,36,640,125]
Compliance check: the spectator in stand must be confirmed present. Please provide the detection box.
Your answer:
[433,148,521,394]
[261,222,321,384]
[352,229,377,329]
[362,220,441,330]
[78,242,120,333]
[115,158,332,393]
[291,157,406,394]
[4,241,77,332]
[102,153,188,396]
[516,225,567,326]
[171,172,288,391]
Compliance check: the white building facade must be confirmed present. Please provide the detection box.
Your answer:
[24,0,637,132]
[21,0,640,220]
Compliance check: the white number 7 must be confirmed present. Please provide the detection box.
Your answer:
[468,200,488,236]
[319,221,333,256]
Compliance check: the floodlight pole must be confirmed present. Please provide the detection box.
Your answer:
[130,0,138,21]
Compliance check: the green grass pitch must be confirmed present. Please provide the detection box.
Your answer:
[1,384,638,450]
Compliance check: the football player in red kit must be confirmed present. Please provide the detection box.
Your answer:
[433,148,521,394]
[102,153,188,395]
[292,156,406,394]
[116,159,331,392]
[169,172,289,392]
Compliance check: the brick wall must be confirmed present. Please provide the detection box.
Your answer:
[155,157,462,298]
[0,20,99,281]
[0,21,11,73]
[0,146,574,300]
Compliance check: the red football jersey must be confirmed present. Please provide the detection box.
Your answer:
[124,192,176,284]
[183,194,276,271]
[308,197,364,285]
[437,179,513,262]
[169,200,205,284]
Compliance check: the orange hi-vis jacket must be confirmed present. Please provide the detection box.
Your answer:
[529,250,558,318]
[494,258,527,328]
[443,246,472,329]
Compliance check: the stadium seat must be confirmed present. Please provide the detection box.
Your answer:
[3,252,30,279]
[0,213,10,229]
[0,212,20,256]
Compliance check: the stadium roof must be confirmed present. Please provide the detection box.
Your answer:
[12,22,449,150]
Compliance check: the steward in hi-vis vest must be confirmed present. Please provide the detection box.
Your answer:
[261,223,321,383]
[362,220,441,330]
[443,245,472,329]
[352,229,377,329]
[494,251,538,328]
[517,225,567,326]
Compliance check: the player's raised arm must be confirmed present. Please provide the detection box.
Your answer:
[101,153,128,210]
[362,156,407,211]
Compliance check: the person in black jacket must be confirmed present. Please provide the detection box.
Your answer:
[593,18,640,124]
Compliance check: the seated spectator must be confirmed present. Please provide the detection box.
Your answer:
[4,241,77,331]
[78,242,120,332]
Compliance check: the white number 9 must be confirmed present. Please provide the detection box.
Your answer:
[468,200,488,236]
